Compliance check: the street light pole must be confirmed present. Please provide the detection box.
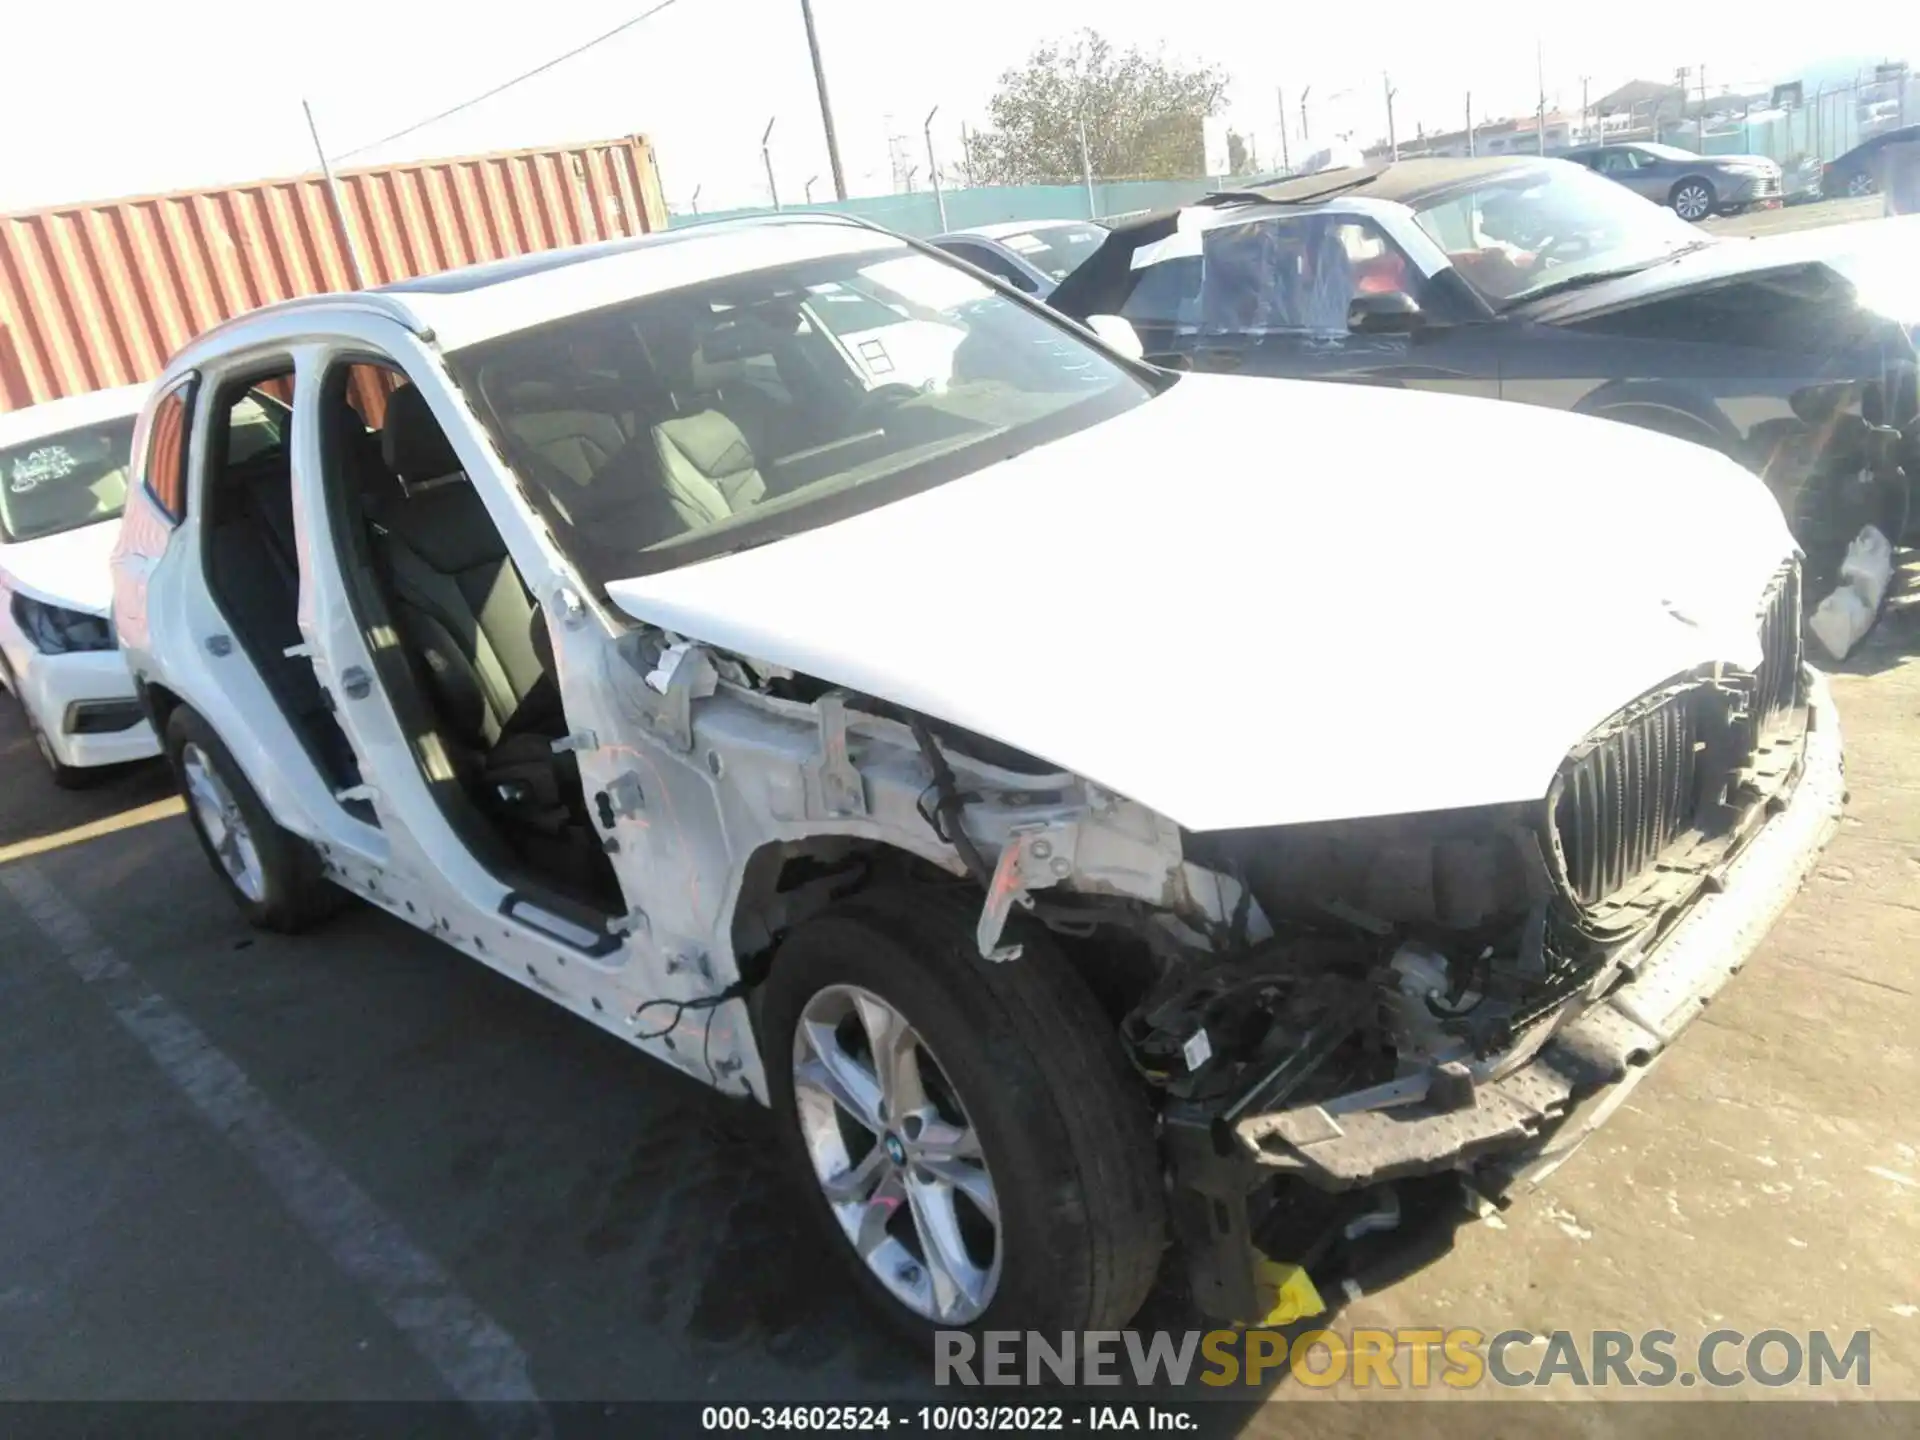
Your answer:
[1277,87,1291,173]
[798,0,848,200]
[301,99,368,288]
[1078,113,1097,220]
[761,117,781,210]
[925,106,948,230]
[1384,73,1398,160]
[1300,85,1312,143]
[1536,41,1548,155]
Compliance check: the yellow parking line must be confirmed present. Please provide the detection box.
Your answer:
[0,796,186,867]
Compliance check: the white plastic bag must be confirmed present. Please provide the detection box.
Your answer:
[1809,524,1895,662]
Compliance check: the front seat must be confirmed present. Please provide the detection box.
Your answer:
[651,408,766,529]
[374,384,556,751]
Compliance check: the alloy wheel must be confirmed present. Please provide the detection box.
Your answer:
[1847,171,1876,197]
[792,984,1002,1324]
[1674,183,1713,221]
[181,742,266,902]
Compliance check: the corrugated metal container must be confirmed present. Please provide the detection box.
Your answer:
[0,134,668,412]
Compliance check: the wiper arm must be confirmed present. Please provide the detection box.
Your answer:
[1504,240,1714,308]
[1502,263,1658,307]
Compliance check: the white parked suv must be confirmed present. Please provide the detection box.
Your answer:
[111,215,1842,1338]
[1,383,161,784]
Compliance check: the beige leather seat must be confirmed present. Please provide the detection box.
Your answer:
[650,409,766,531]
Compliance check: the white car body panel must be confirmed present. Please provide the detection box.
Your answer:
[609,373,1797,833]
[2,519,121,613]
[2,384,158,769]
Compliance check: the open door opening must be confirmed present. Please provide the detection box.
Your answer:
[199,368,368,815]
[315,360,624,925]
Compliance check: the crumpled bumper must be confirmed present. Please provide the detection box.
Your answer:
[1236,667,1844,1193]
[1166,670,1843,1320]
[10,647,161,769]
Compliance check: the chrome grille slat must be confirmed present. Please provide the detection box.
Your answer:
[1555,687,1702,909]
[1751,562,1802,729]
[1554,560,1802,914]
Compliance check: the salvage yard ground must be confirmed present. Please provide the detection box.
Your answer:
[0,198,1914,1425]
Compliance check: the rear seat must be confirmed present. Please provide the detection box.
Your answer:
[205,442,360,785]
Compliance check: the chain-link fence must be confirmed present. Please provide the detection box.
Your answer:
[1625,75,1914,168]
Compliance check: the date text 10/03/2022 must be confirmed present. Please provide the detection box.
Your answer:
[701,1405,1196,1431]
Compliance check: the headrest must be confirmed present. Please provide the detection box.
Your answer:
[382,383,464,486]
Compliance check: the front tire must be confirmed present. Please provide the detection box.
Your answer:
[164,705,342,932]
[24,709,88,789]
[1671,178,1716,222]
[761,888,1165,1340]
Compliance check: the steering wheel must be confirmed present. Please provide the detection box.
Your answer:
[1533,232,1594,269]
[853,382,926,426]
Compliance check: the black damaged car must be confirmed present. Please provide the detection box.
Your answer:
[1048,157,1918,593]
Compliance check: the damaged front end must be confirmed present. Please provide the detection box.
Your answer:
[1124,563,1844,1321]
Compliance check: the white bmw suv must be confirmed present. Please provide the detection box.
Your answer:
[112,215,1843,1338]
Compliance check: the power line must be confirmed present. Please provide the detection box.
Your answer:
[333,0,687,162]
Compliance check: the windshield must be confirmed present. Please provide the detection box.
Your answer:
[0,415,136,544]
[993,224,1108,283]
[1411,163,1705,306]
[447,242,1154,584]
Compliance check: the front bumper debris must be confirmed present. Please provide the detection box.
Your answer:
[1167,669,1844,1320]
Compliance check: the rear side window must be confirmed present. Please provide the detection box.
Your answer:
[145,384,193,521]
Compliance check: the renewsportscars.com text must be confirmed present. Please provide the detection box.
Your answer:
[934,1328,1873,1390]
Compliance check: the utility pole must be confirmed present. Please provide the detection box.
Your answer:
[761,117,780,210]
[1300,85,1313,143]
[1581,74,1591,141]
[1535,41,1548,154]
[1698,63,1709,149]
[924,106,947,231]
[1277,86,1291,173]
[797,0,847,200]
[960,120,976,187]
[1384,73,1398,160]
[301,99,368,289]
[1078,113,1097,220]
[1466,91,1474,156]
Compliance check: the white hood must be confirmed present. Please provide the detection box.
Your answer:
[0,517,121,614]
[607,376,1797,833]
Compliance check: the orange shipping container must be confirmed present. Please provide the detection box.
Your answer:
[0,134,669,412]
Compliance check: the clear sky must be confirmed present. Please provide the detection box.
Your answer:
[3,0,1911,215]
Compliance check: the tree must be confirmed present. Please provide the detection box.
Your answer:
[971,31,1230,185]
[1227,129,1254,175]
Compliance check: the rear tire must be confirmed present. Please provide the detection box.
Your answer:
[760,887,1166,1340]
[164,705,343,932]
